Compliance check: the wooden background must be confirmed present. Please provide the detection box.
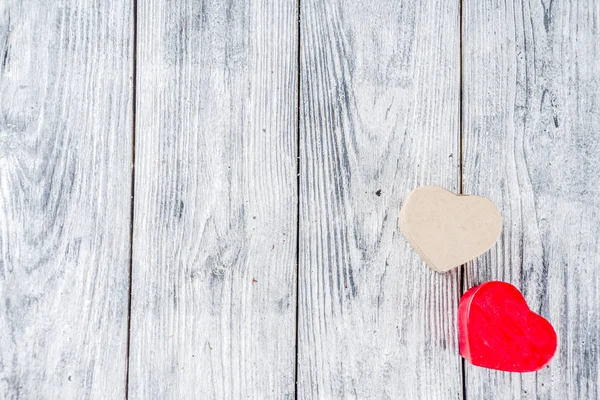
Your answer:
[0,0,598,399]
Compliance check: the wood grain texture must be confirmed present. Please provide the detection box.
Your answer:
[463,0,600,398]
[129,1,298,398]
[0,1,133,398]
[298,0,462,398]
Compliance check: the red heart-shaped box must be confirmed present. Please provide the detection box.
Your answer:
[459,281,557,372]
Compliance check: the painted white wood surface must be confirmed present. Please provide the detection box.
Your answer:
[463,0,600,399]
[3,0,599,398]
[0,1,133,398]
[129,1,299,398]
[298,0,462,398]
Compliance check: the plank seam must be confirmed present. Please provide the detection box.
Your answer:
[294,0,301,398]
[124,0,138,398]
[459,0,467,399]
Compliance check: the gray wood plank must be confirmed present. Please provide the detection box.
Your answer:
[298,0,462,398]
[0,1,133,398]
[463,0,600,398]
[129,1,299,398]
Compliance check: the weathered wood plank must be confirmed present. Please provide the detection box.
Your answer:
[298,0,462,398]
[463,0,600,398]
[0,1,133,398]
[129,1,299,398]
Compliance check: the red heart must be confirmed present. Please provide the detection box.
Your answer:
[459,281,557,372]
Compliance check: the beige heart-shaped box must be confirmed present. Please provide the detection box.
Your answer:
[399,186,502,272]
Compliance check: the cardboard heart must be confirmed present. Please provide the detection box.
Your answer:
[459,281,557,372]
[399,186,502,272]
